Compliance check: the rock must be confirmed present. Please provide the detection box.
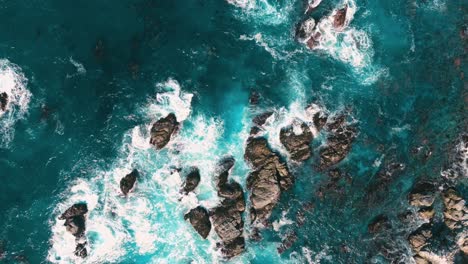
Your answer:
[149,113,179,149]
[211,206,243,244]
[277,232,297,254]
[408,224,432,252]
[220,237,245,259]
[64,215,86,237]
[313,111,328,132]
[295,18,316,43]
[59,203,88,220]
[442,187,467,230]
[181,167,200,194]
[279,122,313,162]
[249,91,260,105]
[333,5,348,29]
[253,112,273,127]
[398,211,414,223]
[368,214,391,234]
[219,182,243,203]
[74,243,87,258]
[0,92,8,111]
[184,206,211,239]
[120,169,138,195]
[413,254,430,264]
[418,207,435,221]
[408,181,436,207]
[319,116,356,169]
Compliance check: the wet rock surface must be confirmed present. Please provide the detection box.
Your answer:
[184,206,211,239]
[0,92,8,111]
[279,122,313,162]
[150,113,179,149]
[367,214,391,234]
[60,203,88,258]
[181,167,201,194]
[408,181,437,207]
[120,169,139,195]
[245,137,292,223]
[442,187,467,230]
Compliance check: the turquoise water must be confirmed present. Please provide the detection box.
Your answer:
[0,0,466,263]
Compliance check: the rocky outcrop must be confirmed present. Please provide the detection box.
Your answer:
[244,137,292,224]
[184,206,211,239]
[408,223,432,253]
[149,113,179,149]
[277,232,298,254]
[408,181,436,207]
[181,167,201,194]
[319,115,357,169]
[250,112,273,136]
[442,187,467,230]
[313,111,328,132]
[120,169,138,195]
[368,214,391,234]
[280,122,313,162]
[0,92,7,112]
[211,157,246,259]
[59,203,88,258]
[333,5,348,29]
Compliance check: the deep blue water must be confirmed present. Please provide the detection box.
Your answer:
[0,0,466,263]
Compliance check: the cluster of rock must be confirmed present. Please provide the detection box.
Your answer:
[406,181,467,263]
[0,92,7,112]
[59,203,88,258]
[295,3,350,49]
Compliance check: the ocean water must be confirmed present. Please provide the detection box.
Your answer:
[0,0,466,263]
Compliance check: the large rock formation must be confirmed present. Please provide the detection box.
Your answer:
[149,113,179,149]
[59,203,88,258]
[280,122,313,162]
[181,167,201,194]
[245,137,292,224]
[120,169,139,195]
[184,206,211,239]
[442,187,467,230]
[0,92,8,112]
[318,115,356,169]
[211,157,246,259]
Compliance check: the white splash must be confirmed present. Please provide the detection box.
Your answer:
[69,57,87,75]
[0,59,32,147]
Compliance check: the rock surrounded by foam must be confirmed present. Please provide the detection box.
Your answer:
[333,5,348,29]
[319,115,357,169]
[0,92,7,112]
[184,206,211,239]
[149,113,179,149]
[244,137,292,224]
[59,203,88,258]
[279,122,313,162]
[120,169,139,195]
[181,167,201,194]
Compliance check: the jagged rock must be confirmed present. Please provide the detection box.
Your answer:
[295,18,316,43]
[253,112,273,127]
[313,111,328,132]
[280,122,313,162]
[184,206,211,239]
[418,207,435,221]
[59,203,88,220]
[220,237,245,259]
[149,113,179,149]
[319,116,356,169]
[181,167,200,194]
[368,214,391,234]
[211,206,243,244]
[408,224,432,252]
[442,187,467,230]
[0,92,8,111]
[277,232,297,254]
[219,181,245,212]
[408,181,436,207]
[120,169,138,195]
[245,137,292,223]
[74,243,87,258]
[64,215,86,237]
[333,5,348,29]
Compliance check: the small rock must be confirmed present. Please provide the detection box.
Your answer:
[408,181,436,207]
[368,214,391,234]
[184,206,211,239]
[0,92,8,111]
[74,243,87,258]
[313,111,328,132]
[150,113,179,149]
[280,122,314,162]
[59,203,88,220]
[418,207,435,221]
[120,169,139,195]
[333,5,348,29]
[253,112,273,127]
[182,167,200,194]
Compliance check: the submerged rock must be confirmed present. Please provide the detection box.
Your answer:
[120,169,139,195]
[184,206,211,239]
[333,5,348,29]
[319,115,357,169]
[295,18,316,43]
[280,122,313,162]
[368,214,391,234]
[149,113,179,149]
[442,187,467,230]
[408,181,436,207]
[0,92,8,111]
[277,232,298,254]
[181,167,201,194]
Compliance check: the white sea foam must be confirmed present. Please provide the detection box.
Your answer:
[272,211,294,231]
[228,0,295,26]
[0,59,32,147]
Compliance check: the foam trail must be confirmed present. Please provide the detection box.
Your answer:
[0,59,32,148]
